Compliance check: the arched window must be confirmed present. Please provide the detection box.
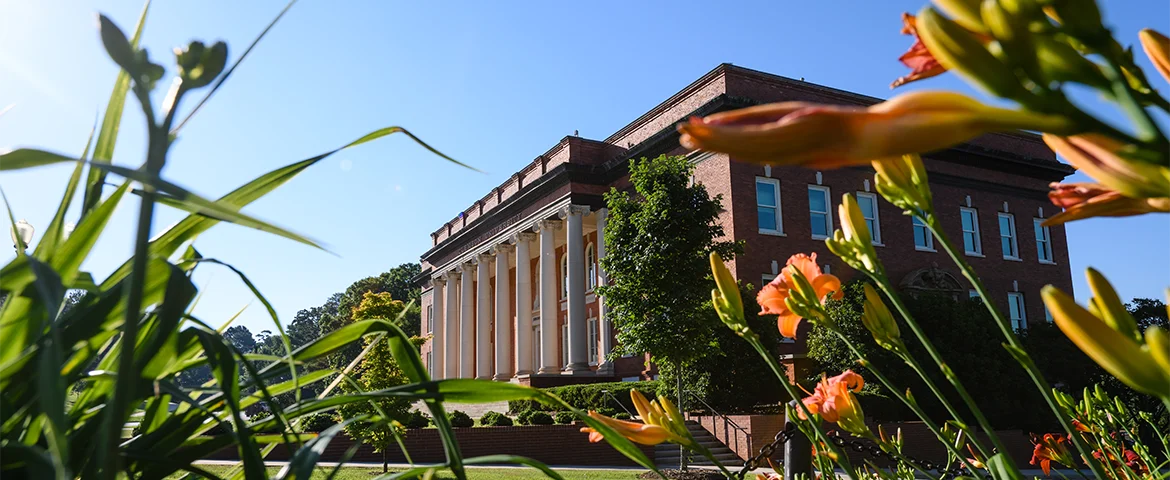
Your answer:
[560,254,569,299]
[585,242,597,291]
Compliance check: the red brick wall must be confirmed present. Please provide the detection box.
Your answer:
[205,425,654,467]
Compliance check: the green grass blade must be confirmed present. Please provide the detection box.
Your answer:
[0,149,75,171]
[92,163,325,250]
[275,416,367,480]
[81,0,149,220]
[194,330,266,479]
[427,379,542,404]
[99,125,468,290]
[34,131,92,260]
[171,0,297,134]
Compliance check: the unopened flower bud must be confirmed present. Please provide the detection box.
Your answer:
[1139,29,1170,84]
[873,155,934,217]
[981,0,1043,82]
[1034,36,1109,89]
[175,40,228,90]
[933,0,987,33]
[861,284,905,352]
[710,252,748,334]
[1044,0,1104,40]
[918,6,1027,99]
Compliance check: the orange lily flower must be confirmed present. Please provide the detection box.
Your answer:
[892,13,947,88]
[1043,183,1165,225]
[1044,134,1170,201]
[801,370,869,436]
[1030,433,1073,476]
[677,90,1073,169]
[758,253,842,338]
[579,411,672,446]
[1139,29,1170,84]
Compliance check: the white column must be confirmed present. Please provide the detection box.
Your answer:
[431,277,446,380]
[594,208,614,375]
[537,219,562,374]
[459,262,475,378]
[563,205,590,372]
[492,244,513,380]
[444,270,459,379]
[475,253,493,380]
[513,232,536,376]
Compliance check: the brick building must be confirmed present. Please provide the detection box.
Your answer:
[414,64,1075,386]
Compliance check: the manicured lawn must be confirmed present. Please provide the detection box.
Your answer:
[178,464,646,479]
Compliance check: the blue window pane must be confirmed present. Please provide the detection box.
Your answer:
[865,219,877,235]
[1033,222,1045,241]
[757,182,776,207]
[961,211,974,231]
[1001,236,1013,256]
[758,207,777,231]
[858,196,875,218]
[914,226,928,247]
[999,216,1012,234]
[808,189,826,212]
[963,232,977,252]
[811,213,828,237]
[1009,296,1021,319]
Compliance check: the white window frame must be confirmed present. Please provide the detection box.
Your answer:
[560,254,569,299]
[588,316,599,366]
[425,351,433,375]
[1034,219,1054,264]
[585,242,597,291]
[912,216,935,252]
[960,207,983,256]
[998,213,1020,260]
[756,177,784,236]
[426,304,433,333]
[808,185,833,240]
[1008,292,1027,330]
[855,192,882,245]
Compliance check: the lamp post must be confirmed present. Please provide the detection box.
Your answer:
[11,219,34,251]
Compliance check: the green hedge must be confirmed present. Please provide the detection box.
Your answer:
[508,380,660,414]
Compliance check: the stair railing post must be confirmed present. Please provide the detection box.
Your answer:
[784,399,812,480]
[677,364,686,471]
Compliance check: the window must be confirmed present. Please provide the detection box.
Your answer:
[808,186,832,239]
[998,213,1019,260]
[533,324,541,367]
[855,192,882,244]
[1008,292,1027,330]
[588,317,599,365]
[969,289,980,300]
[960,207,982,256]
[912,217,934,251]
[1034,219,1053,263]
[762,274,776,287]
[425,351,432,375]
[560,254,569,299]
[561,323,569,367]
[586,243,597,290]
[756,177,783,235]
[426,304,433,333]
[1045,306,1054,323]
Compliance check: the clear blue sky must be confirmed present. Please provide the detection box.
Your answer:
[3,0,1167,334]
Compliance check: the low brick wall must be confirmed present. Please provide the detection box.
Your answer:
[205,424,653,467]
[689,414,784,462]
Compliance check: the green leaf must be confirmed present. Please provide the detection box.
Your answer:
[431,379,541,404]
[35,131,93,261]
[0,149,75,171]
[92,163,325,250]
[277,416,367,480]
[985,453,1024,480]
[82,0,149,219]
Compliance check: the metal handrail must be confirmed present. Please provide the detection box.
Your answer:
[684,391,751,461]
[600,389,634,417]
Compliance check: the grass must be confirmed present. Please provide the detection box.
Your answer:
[177,464,647,479]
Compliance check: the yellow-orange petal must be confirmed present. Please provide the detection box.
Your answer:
[812,273,843,301]
[778,312,803,339]
[757,283,792,317]
[1140,29,1170,84]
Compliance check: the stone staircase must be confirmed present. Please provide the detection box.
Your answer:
[654,420,744,467]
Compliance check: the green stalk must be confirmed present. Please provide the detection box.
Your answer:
[827,328,985,477]
[924,217,1110,480]
[744,334,859,480]
[1096,47,1169,153]
[868,272,1018,469]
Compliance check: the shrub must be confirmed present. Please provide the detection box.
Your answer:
[527,411,554,425]
[553,411,575,424]
[300,412,337,432]
[516,409,534,425]
[614,412,632,420]
[405,410,430,429]
[596,407,618,417]
[479,411,513,427]
[448,410,474,428]
[507,380,660,414]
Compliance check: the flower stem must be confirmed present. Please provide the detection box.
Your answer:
[827,328,985,477]
[924,216,1110,480]
[744,333,859,480]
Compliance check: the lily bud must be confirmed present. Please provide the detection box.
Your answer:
[933,0,987,33]
[1043,134,1170,201]
[1044,0,1104,40]
[709,252,747,334]
[874,155,934,217]
[1034,36,1109,89]
[861,284,905,352]
[918,6,1026,99]
[1042,285,1170,400]
[175,40,228,90]
[1139,29,1170,84]
[1085,268,1141,342]
[827,194,882,275]
[981,0,1042,82]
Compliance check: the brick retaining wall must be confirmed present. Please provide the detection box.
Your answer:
[205,424,653,467]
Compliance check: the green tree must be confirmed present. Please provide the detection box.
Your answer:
[321,263,423,370]
[337,291,412,472]
[598,154,742,402]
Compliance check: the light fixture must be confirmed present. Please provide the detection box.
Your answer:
[11,219,34,250]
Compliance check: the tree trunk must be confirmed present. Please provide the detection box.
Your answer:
[383,449,388,473]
